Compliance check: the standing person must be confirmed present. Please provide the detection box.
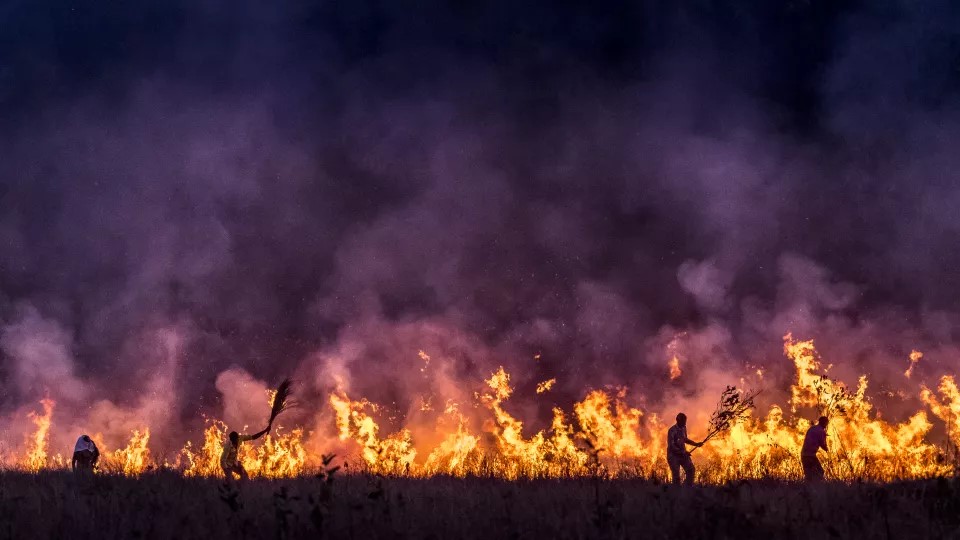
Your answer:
[72,435,100,473]
[801,416,829,482]
[220,424,271,480]
[667,413,703,486]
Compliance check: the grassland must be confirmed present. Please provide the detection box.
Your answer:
[1,471,959,539]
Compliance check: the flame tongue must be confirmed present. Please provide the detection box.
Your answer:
[101,430,151,476]
[323,337,952,481]
[7,335,959,481]
[24,399,54,472]
[668,357,682,380]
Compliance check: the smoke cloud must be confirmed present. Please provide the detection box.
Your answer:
[1,0,959,456]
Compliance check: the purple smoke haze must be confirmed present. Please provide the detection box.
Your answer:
[0,0,959,455]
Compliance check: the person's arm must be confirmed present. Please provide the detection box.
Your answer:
[71,451,78,472]
[241,423,273,442]
[684,437,703,447]
[819,429,828,452]
[92,446,100,464]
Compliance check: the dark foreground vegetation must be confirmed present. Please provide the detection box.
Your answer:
[1,471,959,539]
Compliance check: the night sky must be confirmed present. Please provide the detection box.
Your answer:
[1,1,960,448]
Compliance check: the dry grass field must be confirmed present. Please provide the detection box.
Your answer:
[1,471,959,540]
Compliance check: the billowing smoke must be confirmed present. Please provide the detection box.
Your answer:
[1,0,959,457]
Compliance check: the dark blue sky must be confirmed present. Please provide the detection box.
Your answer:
[0,1,870,124]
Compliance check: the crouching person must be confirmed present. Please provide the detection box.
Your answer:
[72,435,100,473]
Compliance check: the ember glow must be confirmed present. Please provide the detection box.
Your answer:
[536,378,556,394]
[3,334,958,482]
[905,350,923,379]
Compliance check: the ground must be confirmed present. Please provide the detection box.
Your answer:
[1,472,959,539]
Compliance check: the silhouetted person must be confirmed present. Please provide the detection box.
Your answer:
[667,413,702,485]
[72,435,99,473]
[801,416,829,482]
[220,425,271,480]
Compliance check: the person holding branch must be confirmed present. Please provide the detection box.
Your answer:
[667,413,703,485]
[670,386,759,486]
[221,379,294,480]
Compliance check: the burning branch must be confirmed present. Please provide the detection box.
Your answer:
[692,386,759,452]
[269,379,296,427]
[813,375,852,418]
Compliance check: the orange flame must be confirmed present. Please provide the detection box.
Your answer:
[100,430,151,476]
[536,378,556,394]
[177,419,307,478]
[23,399,54,472]
[6,334,959,482]
[668,356,682,380]
[324,336,951,482]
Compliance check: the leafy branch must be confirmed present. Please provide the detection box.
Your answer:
[691,386,760,453]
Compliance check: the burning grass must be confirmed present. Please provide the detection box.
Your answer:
[4,334,960,483]
[2,471,960,539]
[324,334,960,482]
